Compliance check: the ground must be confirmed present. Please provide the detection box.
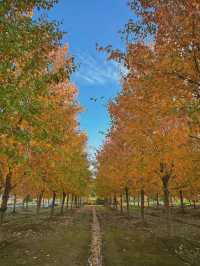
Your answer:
[99,206,200,266]
[0,207,91,266]
[1,205,200,266]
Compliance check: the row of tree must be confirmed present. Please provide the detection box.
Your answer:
[0,1,90,222]
[96,0,200,221]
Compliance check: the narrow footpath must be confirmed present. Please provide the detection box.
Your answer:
[88,206,102,266]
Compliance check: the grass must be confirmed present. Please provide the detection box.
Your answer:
[1,205,200,266]
[97,206,200,266]
[0,206,92,266]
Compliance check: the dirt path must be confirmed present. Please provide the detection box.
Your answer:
[88,206,102,266]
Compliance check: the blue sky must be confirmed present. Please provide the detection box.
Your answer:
[39,0,132,155]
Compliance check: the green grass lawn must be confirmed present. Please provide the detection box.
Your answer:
[1,205,200,266]
[98,206,200,266]
[0,207,91,266]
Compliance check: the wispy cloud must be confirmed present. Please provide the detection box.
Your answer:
[73,52,124,86]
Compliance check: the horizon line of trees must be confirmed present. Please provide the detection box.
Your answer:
[0,0,91,223]
[96,0,200,222]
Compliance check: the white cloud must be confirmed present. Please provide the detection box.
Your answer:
[73,52,124,86]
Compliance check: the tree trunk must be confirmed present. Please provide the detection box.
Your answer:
[26,199,28,209]
[125,187,129,216]
[78,197,81,207]
[13,194,17,214]
[60,192,66,215]
[71,194,74,210]
[74,196,77,208]
[162,175,172,234]
[147,196,150,207]
[114,193,117,209]
[156,193,160,207]
[78,197,80,207]
[107,197,111,207]
[42,198,45,208]
[78,197,81,208]
[133,196,136,206]
[76,197,79,208]
[22,198,25,209]
[140,189,145,222]
[77,196,79,208]
[170,195,173,206]
[26,195,29,209]
[120,194,123,213]
[50,191,56,216]
[66,193,69,209]
[0,171,12,224]
[189,199,192,206]
[162,175,170,217]
[137,193,140,207]
[36,191,43,215]
[193,200,196,209]
[179,190,185,213]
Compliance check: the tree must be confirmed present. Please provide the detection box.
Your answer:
[96,1,200,223]
[0,1,90,222]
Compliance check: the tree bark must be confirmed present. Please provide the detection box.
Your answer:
[42,198,45,208]
[66,193,69,209]
[156,193,160,207]
[125,187,130,216]
[120,194,123,213]
[60,191,66,215]
[108,197,112,207]
[162,175,170,217]
[162,174,172,234]
[26,195,29,209]
[13,194,17,214]
[179,190,185,213]
[36,191,43,215]
[140,189,145,222]
[170,195,173,206]
[133,196,136,206]
[76,196,79,208]
[75,196,77,208]
[137,193,140,207]
[71,194,74,210]
[0,171,12,224]
[147,196,150,207]
[50,191,56,216]
[114,193,117,209]
[78,197,81,207]
[22,198,25,209]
